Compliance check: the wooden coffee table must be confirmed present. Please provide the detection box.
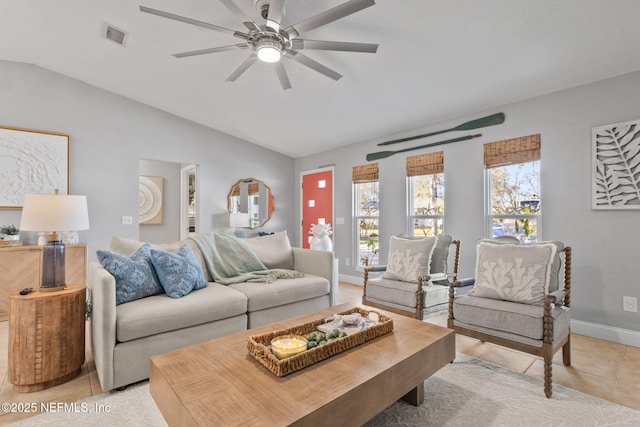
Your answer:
[149,303,455,426]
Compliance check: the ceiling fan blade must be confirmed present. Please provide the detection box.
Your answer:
[266,0,285,32]
[139,5,245,37]
[274,62,292,90]
[288,51,342,81]
[284,0,375,38]
[292,39,378,53]
[173,44,247,58]
[217,0,261,32]
[226,54,257,82]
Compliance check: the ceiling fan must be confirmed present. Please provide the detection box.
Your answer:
[139,0,378,90]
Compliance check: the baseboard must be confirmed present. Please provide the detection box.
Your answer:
[338,274,364,286]
[571,319,640,347]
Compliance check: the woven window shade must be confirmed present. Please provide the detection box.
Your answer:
[248,183,259,194]
[352,163,379,183]
[230,183,258,195]
[406,151,444,176]
[484,134,541,169]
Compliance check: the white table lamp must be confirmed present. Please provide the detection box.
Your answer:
[19,191,90,291]
[229,212,250,237]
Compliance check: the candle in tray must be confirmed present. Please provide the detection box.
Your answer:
[271,335,308,359]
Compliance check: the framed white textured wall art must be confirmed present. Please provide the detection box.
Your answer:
[139,175,163,224]
[592,119,640,210]
[0,125,70,209]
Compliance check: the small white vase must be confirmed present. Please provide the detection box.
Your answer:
[310,236,333,252]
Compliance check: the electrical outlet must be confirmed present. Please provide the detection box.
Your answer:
[345,258,350,266]
[623,296,638,313]
[122,215,133,225]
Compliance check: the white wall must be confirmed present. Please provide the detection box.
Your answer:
[0,60,296,262]
[295,70,640,335]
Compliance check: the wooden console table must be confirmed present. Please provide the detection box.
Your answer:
[0,243,86,321]
[8,284,86,392]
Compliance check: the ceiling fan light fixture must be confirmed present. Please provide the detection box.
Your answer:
[256,40,282,63]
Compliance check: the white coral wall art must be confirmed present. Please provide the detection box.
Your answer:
[0,126,69,209]
[592,119,640,209]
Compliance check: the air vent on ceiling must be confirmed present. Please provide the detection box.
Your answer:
[103,23,128,46]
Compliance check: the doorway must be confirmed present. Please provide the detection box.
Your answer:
[300,167,334,249]
[181,165,198,239]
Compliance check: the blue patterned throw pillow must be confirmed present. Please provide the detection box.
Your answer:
[150,244,207,298]
[97,243,164,305]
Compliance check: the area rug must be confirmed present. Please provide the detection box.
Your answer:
[10,355,640,426]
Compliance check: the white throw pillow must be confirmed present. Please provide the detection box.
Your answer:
[382,235,437,283]
[468,241,557,305]
[109,235,187,255]
[108,236,144,256]
[241,231,294,270]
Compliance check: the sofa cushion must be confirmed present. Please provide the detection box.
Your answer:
[453,295,570,342]
[150,245,207,298]
[240,230,294,269]
[366,277,448,309]
[97,243,164,305]
[229,274,329,312]
[382,235,437,283]
[115,283,248,342]
[468,240,558,305]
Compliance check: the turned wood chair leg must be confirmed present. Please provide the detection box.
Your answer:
[544,356,553,398]
[563,335,571,366]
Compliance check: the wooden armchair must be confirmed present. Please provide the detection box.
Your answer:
[363,235,460,320]
[448,239,572,398]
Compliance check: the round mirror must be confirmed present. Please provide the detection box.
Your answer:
[227,178,274,229]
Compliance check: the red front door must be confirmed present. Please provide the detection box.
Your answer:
[301,169,333,249]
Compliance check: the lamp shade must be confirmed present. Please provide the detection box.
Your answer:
[20,194,90,232]
[229,212,250,228]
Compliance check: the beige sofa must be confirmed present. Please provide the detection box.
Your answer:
[88,232,335,392]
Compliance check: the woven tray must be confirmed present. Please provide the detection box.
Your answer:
[247,307,393,377]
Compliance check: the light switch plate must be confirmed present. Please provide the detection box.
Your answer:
[623,296,638,312]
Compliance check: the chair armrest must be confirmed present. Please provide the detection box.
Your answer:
[451,277,475,288]
[292,248,333,282]
[365,265,387,273]
[292,248,335,304]
[88,261,117,392]
[546,289,566,306]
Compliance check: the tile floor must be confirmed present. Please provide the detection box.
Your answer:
[0,282,638,425]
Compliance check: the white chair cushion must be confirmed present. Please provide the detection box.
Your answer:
[366,277,449,309]
[453,296,570,342]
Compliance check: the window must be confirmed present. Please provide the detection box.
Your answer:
[353,163,379,267]
[485,134,541,241]
[407,151,444,236]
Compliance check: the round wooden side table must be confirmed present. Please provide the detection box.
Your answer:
[8,284,86,392]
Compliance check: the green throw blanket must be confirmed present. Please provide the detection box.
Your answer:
[189,233,304,285]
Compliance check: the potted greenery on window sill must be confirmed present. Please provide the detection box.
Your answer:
[0,224,20,241]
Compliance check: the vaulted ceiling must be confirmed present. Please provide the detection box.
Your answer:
[1,0,640,158]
